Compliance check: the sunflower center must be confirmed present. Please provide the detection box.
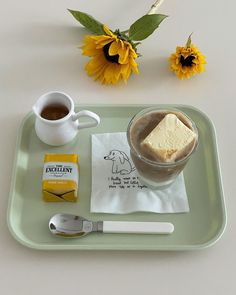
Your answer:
[180,55,195,67]
[103,43,119,64]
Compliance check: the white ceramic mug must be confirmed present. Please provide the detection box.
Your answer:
[32,91,100,146]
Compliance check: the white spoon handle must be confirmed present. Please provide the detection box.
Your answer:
[103,221,174,234]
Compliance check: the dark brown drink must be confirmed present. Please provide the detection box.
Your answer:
[41,104,69,120]
[127,108,198,188]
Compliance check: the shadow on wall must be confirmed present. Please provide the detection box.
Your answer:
[3,24,88,93]
[24,24,87,46]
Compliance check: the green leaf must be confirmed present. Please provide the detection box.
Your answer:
[68,9,105,35]
[186,33,193,47]
[129,14,168,41]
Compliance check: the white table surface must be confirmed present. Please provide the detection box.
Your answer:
[1,0,235,294]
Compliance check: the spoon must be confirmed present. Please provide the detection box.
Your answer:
[49,213,174,238]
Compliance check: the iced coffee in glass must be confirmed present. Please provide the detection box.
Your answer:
[127,107,198,189]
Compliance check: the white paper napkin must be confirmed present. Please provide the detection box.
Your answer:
[90,132,190,214]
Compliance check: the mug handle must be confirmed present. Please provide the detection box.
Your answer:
[72,110,100,129]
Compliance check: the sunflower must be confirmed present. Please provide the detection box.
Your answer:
[81,25,139,85]
[169,35,206,79]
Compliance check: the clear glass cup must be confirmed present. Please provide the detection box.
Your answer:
[127,107,198,189]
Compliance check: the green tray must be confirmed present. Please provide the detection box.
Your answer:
[7,104,226,250]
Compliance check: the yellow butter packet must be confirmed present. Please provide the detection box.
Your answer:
[42,154,79,202]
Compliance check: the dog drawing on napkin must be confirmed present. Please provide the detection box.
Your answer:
[104,150,135,175]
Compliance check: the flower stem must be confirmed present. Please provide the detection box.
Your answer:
[148,0,165,15]
[121,1,165,34]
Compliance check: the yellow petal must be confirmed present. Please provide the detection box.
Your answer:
[109,41,120,56]
[113,64,122,80]
[130,58,139,74]
[103,25,117,39]
[81,36,103,56]
[128,43,138,59]
[85,55,104,75]
[95,36,113,47]
[81,45,100,57]
[121,63,131,81]
[118,45,129,64]
[103,64,113,83]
